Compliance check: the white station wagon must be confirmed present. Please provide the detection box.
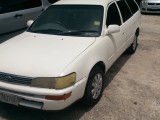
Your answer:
[0,0,141,110]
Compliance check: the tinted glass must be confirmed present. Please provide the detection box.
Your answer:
[135,0,141,6]
[0,0,42,14]
[48,0,58,3]
[125,0,139,14]
[117,0,132,22]
[28,5,104,37]
[106,3,121,27]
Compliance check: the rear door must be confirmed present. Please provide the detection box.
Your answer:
[0,0,44,35]
[125,0,140,36]
[116,0,134,45]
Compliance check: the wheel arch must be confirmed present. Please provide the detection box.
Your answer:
[82,61,105,106]
[89,61,106,75]
[135,28,140,37]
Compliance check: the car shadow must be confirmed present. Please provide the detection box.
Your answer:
[103,53,131,89]
[0,29,25,44]
[0,53,132,120]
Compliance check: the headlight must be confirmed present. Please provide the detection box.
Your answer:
[142,1,147,5]
[31,73,76,89]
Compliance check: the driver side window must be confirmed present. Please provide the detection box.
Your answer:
[106,2,121,27]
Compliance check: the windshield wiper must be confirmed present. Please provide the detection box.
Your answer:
[77,30,98,33]
[57,30,98,35]
[29,29,63,34]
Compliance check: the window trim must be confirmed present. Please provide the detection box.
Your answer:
[124,0,133,15]
[116,0,132,23]
[124,0,139,15]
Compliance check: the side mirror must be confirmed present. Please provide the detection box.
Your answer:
[105,25,120,35]
[27,20,34,27]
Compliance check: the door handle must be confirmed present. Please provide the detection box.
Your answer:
[14,14,23,18]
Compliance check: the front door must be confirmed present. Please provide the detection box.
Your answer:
[105,2,126,68]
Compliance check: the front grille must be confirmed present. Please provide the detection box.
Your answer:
[148,3,155,5]
[0,72,33,86]
[148,3,160,5]
[147,8,160,11]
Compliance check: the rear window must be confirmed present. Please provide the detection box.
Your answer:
[0,0,42,14]
[48,0,58,4]
[125,0,139,14]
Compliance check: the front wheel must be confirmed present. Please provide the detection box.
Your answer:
[126,35,138,54]
[82,66,104,106]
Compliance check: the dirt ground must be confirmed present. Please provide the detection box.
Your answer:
[0,14,160,120]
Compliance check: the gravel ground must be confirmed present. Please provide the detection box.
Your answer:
[0,14,160,120]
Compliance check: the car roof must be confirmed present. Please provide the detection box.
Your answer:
[54,0,114,7]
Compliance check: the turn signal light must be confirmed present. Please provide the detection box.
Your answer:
[45,92,72,100]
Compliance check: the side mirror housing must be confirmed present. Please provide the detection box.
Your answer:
[105,25,120,35]
[27,20,34,27]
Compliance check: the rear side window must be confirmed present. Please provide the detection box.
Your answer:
[48,0,58,4]
[117,0,132,23]
[0,0,42,14]
[106,3,121,27]
[125,0,139,14]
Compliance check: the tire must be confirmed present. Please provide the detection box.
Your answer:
[82,66,104,106]
[126,34,138,54]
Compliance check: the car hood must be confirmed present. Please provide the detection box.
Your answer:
[0,32,96,77]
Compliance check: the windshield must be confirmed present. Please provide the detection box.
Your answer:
[28,5,104,37]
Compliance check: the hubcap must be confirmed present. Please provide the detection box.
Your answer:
[132,36,137,50]
[91,73,103,99]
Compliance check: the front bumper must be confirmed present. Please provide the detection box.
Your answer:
[0,77,87,110]
[141,2,160,13]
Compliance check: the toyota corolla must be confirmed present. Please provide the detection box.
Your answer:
[0,0,141,110]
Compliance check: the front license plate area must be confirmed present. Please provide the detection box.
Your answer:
[0,92,20,106]
[151,7,159,9]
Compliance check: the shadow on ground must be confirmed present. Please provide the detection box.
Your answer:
[0,29,25,44]
[103,54,131,89]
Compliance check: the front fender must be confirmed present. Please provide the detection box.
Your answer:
[60,37,112,82]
